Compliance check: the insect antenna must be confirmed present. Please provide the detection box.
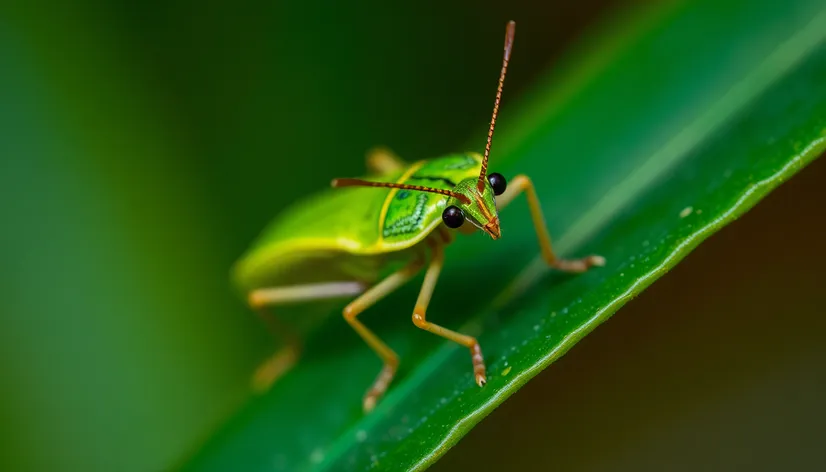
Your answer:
[478,20,516,193]
[332,178,471,205]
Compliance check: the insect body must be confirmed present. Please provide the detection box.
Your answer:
[233,21,604,413]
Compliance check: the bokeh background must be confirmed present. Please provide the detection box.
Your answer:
[1,1,823,471]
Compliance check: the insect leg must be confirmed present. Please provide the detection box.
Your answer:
[411,238,487,388]
[366,146,405,174]
[496,174,606,272]
[248,281,365,392]
[343,255,426,413]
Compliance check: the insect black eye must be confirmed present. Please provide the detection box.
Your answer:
[442,205,465,229]
[488,172,507,196]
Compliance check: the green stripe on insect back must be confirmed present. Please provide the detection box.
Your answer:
[380,153,482,244]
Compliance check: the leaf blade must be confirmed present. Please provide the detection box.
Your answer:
[182,1,826,470]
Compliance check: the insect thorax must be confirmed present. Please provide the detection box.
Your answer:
[380,153,482,244]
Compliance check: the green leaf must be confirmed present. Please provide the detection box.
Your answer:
[181,0,826,470]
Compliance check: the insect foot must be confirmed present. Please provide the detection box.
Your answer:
[548,254,606,273]
[363,361,398,413]
[587,255,606,267]
[471,343,487,387]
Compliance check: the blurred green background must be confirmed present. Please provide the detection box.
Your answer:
[2,0,824,471]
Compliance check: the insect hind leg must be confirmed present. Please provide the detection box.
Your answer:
[248,281,365,392]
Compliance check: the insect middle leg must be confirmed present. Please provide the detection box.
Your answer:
[248,282,366,392]
[411,237,488,387]
[497,174,605,272]
[366,146,405,174]
[343,254,426,413]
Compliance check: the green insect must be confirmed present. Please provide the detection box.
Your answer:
[233,21,604,413]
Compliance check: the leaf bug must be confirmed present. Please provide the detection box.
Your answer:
[233,21,605,413]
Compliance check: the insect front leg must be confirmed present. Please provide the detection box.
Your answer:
[497,174,605,272]
[366,146,406,174]
[248,282,366,392]
[343,254,426,413]
[411,238,488,387]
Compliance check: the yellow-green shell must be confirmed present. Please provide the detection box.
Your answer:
[233,153,483,292]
